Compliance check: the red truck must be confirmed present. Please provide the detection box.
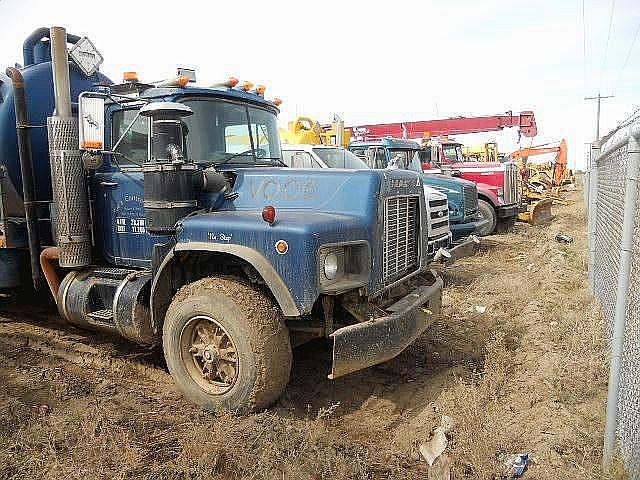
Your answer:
[417,137,520,235]
[349,111,536,235]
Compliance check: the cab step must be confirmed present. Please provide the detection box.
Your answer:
[87,308,114,322]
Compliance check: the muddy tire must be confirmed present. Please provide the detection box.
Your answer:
[476,199,497,236]
[163,276,292,414]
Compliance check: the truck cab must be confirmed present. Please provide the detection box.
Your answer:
[0,27,445,414]
[418,137,521,235]
[348,138,489,240]
[280,143,454,258]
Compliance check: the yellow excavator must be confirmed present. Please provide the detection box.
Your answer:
[509,139,573,225]
[280,115,351,147]
[510,139,574,192]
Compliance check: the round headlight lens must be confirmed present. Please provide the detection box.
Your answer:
[324,252,339,280]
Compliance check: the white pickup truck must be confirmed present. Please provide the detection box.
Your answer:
[281,143,470,260]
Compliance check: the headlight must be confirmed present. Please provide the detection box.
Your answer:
[324,252,339,280]
[318,242,371,291]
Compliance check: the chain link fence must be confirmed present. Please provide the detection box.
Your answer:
[588,119,640,477]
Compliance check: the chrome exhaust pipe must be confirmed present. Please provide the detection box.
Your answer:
[47,26,91,268]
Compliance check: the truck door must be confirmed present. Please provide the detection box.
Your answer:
[93,106,158,268]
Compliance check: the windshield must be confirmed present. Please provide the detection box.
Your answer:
[312,147,368,169]
[443,144,463,163]
[181,98,282,165]
[389,149,423,173]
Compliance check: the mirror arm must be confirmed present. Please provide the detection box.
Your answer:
[112,111,141,152]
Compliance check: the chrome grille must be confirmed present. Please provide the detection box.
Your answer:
[503,162,520,204]
[383,196,420,285]
[428,198,450,240]
[462,184,478,214]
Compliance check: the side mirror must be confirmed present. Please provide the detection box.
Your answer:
[78,95,105,151]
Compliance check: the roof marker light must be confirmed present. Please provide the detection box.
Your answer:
[211,77,239,88]
[255,85,266,95]
[123,71,138,83]
[272,98,283,106]
[241,80,254,91]
[156,75,190,88]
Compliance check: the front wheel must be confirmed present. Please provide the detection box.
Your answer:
[476,199,497,236]
[163,276,292,414]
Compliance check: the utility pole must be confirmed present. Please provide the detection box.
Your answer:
[585,92,614,143]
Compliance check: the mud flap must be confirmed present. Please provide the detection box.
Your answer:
[328,277,443,379]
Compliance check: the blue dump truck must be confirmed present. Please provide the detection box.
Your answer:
[349,138,489,240]
[0,27,443,413]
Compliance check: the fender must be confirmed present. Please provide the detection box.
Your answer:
[150,242,300,332]
[476,184,500,208]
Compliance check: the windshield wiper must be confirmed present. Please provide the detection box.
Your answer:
[252,159,287,167]
[216,148,259,166]
[217,150,286,167]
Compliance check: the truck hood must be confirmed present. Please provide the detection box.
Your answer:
[218,167,423,216]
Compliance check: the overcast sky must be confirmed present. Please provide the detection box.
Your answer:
[0,0,638,168]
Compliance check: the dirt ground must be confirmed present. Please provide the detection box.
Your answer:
[0,186,612,480]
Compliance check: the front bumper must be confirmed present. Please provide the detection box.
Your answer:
[497,203,519,218]
[433,235,481,264]
[329,274,443,379]
[450,215,490,240]
[427,232,452,256]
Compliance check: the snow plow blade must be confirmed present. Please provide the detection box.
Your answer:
[328,276,443,379]
[518,198,554,225]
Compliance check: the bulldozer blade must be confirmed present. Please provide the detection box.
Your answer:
[526,198,554,225]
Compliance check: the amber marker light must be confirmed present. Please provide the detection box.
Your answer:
[82,140,103,150]
[123,71,138,82]
[275,240,289,255]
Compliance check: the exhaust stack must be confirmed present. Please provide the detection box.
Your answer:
[47,26,91,267]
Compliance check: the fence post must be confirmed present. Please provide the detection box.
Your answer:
[588,141,600,290]
[603,133,640,468]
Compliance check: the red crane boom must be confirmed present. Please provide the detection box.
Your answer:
[349,110,537,139]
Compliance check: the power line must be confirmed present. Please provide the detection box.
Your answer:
[614,20,640,92]
[599,0,616,90]
[582,0,587,93]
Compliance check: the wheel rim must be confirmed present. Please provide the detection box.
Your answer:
[180,315,239,395]
[477,207,492,235]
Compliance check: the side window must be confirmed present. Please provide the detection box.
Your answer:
[111,109,149,166]
[282,150,296,167]
[363,148,376,168]
[433,146,442,166]
[419,148,432,165]
[282,150,313,168]
[289,151,314,168]
[366,148,386,169]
